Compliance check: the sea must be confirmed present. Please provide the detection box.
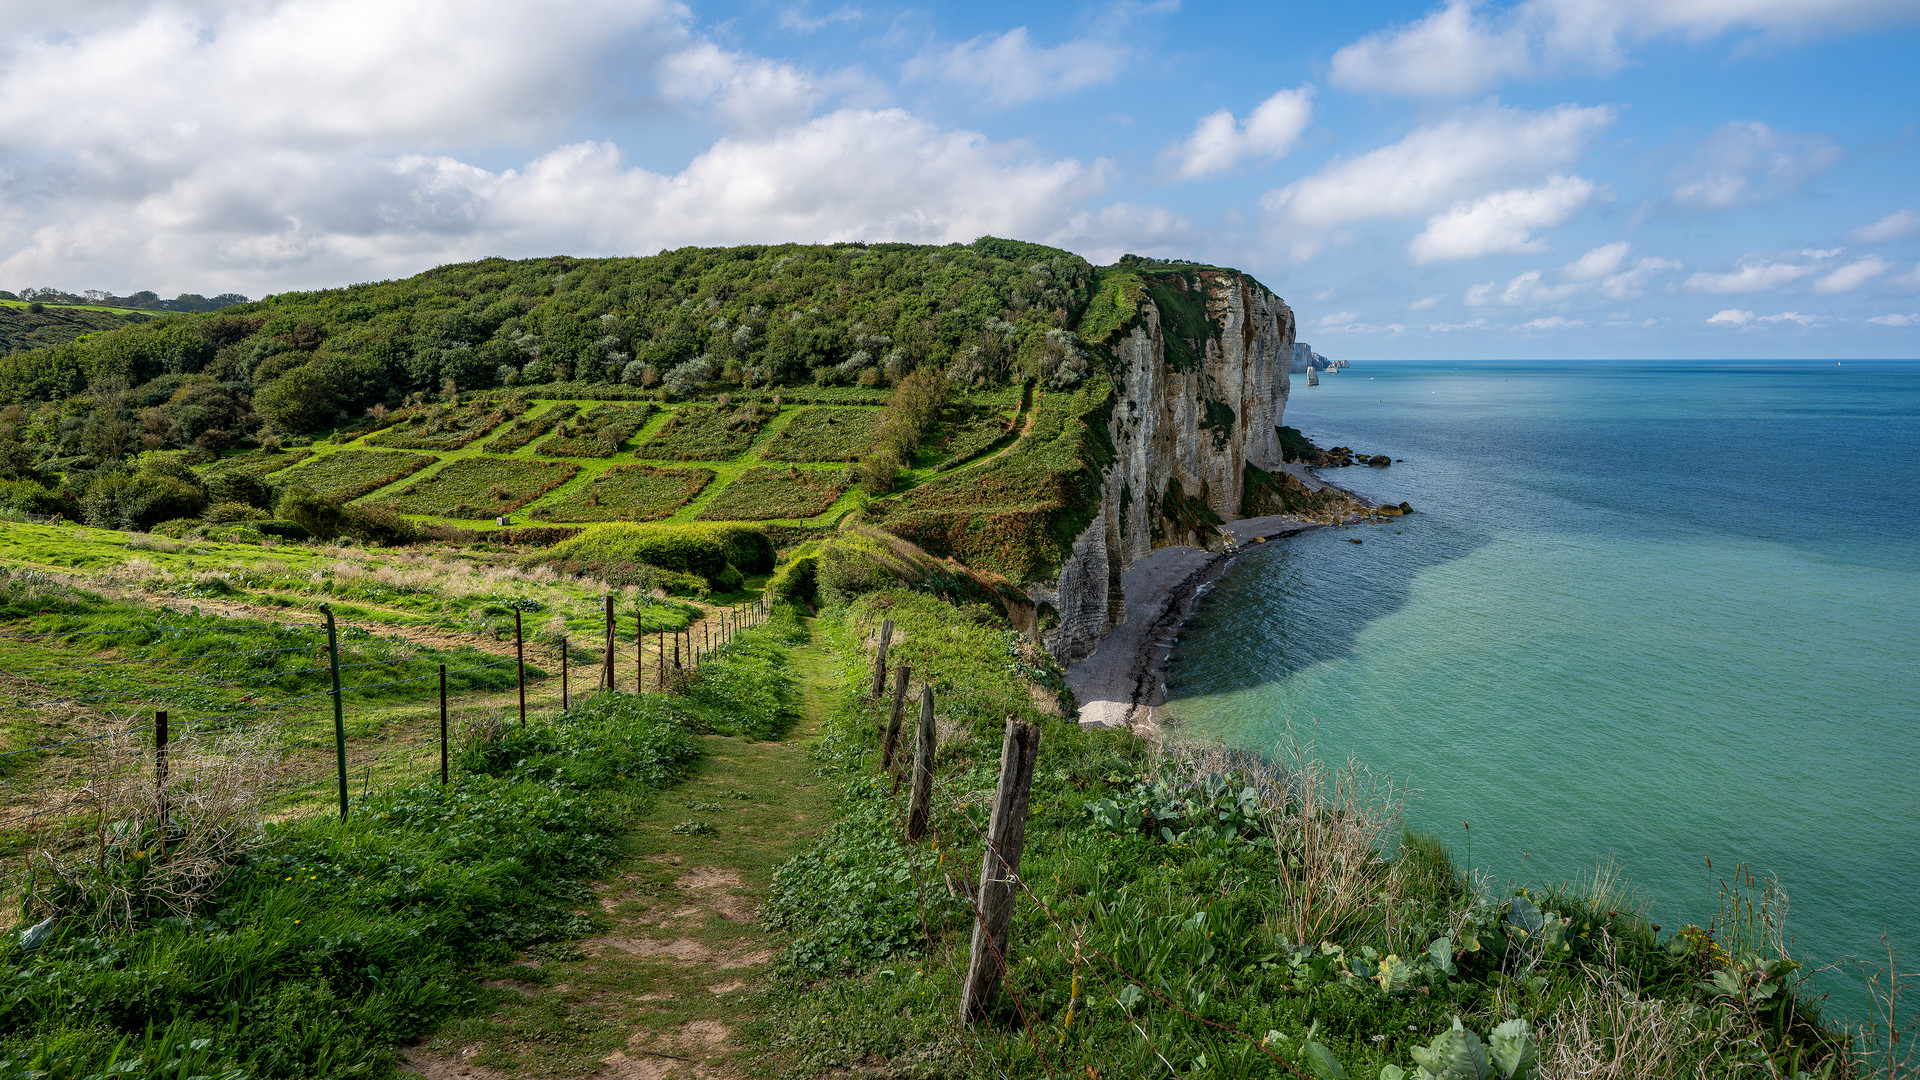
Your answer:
[1162,358,1920,1021]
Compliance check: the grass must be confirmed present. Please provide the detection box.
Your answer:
[364,400,510,451]
[535,404,656,458]
[759,408,882,462]
[696,467,848,521]
[532,464,713,523]
[0,298,152,316]
[376,457,578,519]
[483,401,576,452]
[923,404,1018,470]
[739,590,1851,1080]
[276,450,438,501]
[635,404,772,462]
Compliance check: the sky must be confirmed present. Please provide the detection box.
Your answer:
[1,0,1917,359]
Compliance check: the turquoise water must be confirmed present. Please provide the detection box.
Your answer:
[1163,359,1920,1020]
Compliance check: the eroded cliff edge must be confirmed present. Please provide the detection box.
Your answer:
[1027,266,1295,664]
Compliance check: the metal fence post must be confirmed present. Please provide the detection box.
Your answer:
[323,605,347,819]
[960,718,1042,1023]
[438,664,449,785]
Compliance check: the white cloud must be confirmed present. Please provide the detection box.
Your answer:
[1892,263,1920,290]
[1867,313,1916,326]
[1044,201,1199,266]
[1708,308,1832,328]
[1465,269,1581,306]
[1851,209,1920,244]
[1330,2,1533,96]
[1565,241,1631,280]
[1518,315,1582,330]
[779,4,863,33]
[1407,175,1597,263]
[1408,294,1443,310]
[1264,102,1614,227]
[1317,311,1364,328]
[1599,256,1682,299]
[1684,258,1821,293]
[659,43,840,132]
[1328,0,1920,97]
[1670,122,1840,209]
[0,108,1107,293]
[1811,256,1892,294]
[1708,308,1756,326]
[1161,87,1314,181]
[0,0,683,153]
[1761,311,1827,326]
[903,27,1126,106]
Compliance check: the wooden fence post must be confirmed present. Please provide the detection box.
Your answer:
[881,663,911,771]
[514,608,526,725]
[906,683,936,841]
[438,664,449,784]
[154,709,169,829]
[602,595,615,691]
[635,613,643,693]
[870,617,894,700]
[560,638,568,711]
[959,718,1042,1024]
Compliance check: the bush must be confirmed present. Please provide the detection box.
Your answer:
[535,522,770,588]
[256,518,311,540]
[80,471,207,529]
[205,470,277,509]
[695,467,847,521]
[376,457,576,519]
[531,464,711,523]
[0,477,65,516]
[275,450,436,502]
[340,502,420,546]
[276,486,345,539]
[203,500,269,523]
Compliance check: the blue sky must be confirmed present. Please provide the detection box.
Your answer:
[2,0,1917,358]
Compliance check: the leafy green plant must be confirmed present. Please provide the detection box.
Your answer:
[484,401,576,452]
[377,457,576,518]
[635,403,773,461]
[275,450,436,502]
[760,408,882,462]
[534,403,653,457]
[530,463,711,523]
[1380,1017,1537,1080]
[695,467,847,521]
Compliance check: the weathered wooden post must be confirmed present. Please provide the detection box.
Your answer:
[154,709,169,830]
[907,683,936,841]
[635,613,643,693]
[959,718,1042,1024]
[881,664,911,771]
[602,596,615,691]
[559,638,568,711]
[869,617,894,699]
[514,608,526,725]
[439,664,449,784]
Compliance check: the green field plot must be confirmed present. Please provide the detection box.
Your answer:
[696,467,847,521]
[196,447,314,480]
[759,408,881,462]
[485,402,577,452]
[925,404,1016,469]
[634,403,774,461]
[364,401,509,450]
[276,450,436,501]
[532,463,712,523]
[535,404,656,457]
[378,457,578,518]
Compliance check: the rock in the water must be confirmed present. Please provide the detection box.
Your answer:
[1376,504,1405,516]
[1348,537,1363,544]
[1367,454,1391,467]
[1398,501,1414,514]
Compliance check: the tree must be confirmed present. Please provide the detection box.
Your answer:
[253,366,340,433]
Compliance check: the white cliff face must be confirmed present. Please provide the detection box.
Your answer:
[1036,271,1294,662]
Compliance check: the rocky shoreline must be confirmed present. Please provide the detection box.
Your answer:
[1067,464,1392,733]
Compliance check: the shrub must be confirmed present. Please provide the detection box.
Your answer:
[377,457,577,519]
[695,467,847,521]
[340,502,420,546]
[484,402,576,452]
[364,400,509,450]
[275,450,436,502]
[80,471,207,529]
[536,522,770,588]
[534,404,654,457]
[760,408,883,462]
[531,464,711,523]
[634,402,773,461]
[205,470,277,509]
[277,485,345,539]
[0,477,65,516]
[203,500,269,523]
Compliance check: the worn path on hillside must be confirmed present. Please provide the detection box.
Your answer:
[404,620,842,1080]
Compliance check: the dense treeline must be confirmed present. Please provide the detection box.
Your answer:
[0,238,1102,522]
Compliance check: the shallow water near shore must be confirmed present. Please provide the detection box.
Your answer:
[1163,358,1920,1021]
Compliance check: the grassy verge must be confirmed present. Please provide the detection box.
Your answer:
[744,589,1852,1080]
[0,596,816,1079]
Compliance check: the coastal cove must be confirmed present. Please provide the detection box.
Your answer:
[1161,358,1920,1021]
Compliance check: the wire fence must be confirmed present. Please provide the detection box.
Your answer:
[0,595,773,840]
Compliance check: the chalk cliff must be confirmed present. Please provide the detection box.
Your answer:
[1031,270,1295,662]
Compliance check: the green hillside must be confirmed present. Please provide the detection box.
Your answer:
[0,301,156,355]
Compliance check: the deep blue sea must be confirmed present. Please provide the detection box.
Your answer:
[1163,359,1920,1020]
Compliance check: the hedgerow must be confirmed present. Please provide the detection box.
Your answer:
[696,467,847,521]
[276,450,437,502]
[377,457,577,519]
[531,463,712,523]
[535,522,772,589]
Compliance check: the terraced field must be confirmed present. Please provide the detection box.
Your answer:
[202,393,1019,536]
